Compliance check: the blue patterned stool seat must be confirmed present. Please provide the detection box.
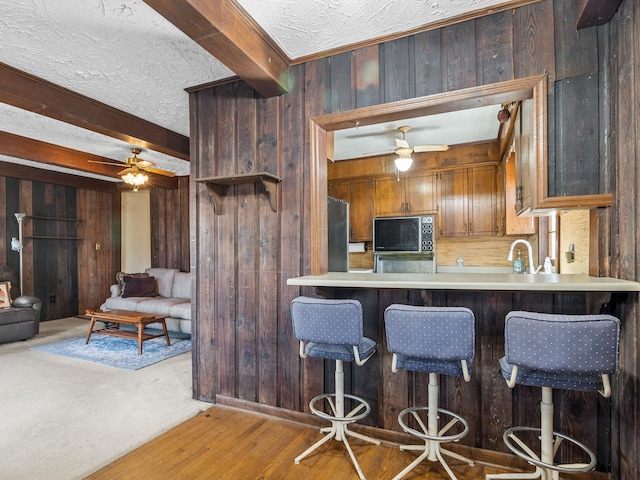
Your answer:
[385,304,476,480]
[487,311,620,480]
[291,296,379,480]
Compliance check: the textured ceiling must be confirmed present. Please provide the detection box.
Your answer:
[0,0,518,181]
[238,0,515,58]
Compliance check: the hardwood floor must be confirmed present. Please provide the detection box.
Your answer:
[85,405,609,480]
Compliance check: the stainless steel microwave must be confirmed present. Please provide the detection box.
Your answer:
[373,215,435,253]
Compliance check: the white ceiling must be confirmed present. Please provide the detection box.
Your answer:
[0,0,518,181]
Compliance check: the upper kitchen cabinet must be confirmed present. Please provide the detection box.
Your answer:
[514,98,534,215]
[437,166,500,237]
[328,178,374,242]
[374,172,437,217]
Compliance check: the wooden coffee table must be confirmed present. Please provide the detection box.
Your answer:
[85,309,170,355]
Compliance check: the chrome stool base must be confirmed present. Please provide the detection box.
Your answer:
[295,392,380,480]
[486,426,597,480]
[394,405,473,480]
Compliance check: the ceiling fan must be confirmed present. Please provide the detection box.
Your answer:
[89,147,176,178]
[393,126,449,171]
[89,147,176,190]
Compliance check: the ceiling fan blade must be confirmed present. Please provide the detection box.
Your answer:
[136,159,155,168]
[117,167,134,176]
[414,144,449,152]
[143,166,176,177]
[88,160,126,167]
[395,138,410,148]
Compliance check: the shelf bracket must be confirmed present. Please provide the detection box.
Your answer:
[196,172,282,215]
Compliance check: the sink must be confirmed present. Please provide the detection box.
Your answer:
[436,266,514,274]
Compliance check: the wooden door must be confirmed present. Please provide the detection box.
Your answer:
[437,170,467,237]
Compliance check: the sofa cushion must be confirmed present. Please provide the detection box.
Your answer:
[145,268,178,298]
[122,276,157,298]
[104,296,155,311]
[135,298,186,316]
[171,272,191,299]
[169,301,191,320]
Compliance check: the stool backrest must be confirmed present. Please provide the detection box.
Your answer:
[291,296,363,346]
[385,305,475,361]
[505,311,620,374]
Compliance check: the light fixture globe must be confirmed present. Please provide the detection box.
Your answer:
[394,156,413,172]
[121,166,148,192]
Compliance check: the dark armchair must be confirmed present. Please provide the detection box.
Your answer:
[0,266,42,344]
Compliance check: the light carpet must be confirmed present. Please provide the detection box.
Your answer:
[31,334,192,370]
[0,316,210,480]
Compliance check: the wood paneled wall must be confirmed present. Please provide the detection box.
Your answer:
[150,177,190,272]
[606,1,640,479]
[1,175,120,320]
[190,0,637,477]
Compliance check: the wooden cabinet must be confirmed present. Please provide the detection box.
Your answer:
[504,152,537,235]
[437,166,500,237]
[374,172,437,217]
[514,98,534,215]
[328,178,374,242]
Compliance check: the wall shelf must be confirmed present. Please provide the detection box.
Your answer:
[196,172,282,214]
[26,236,80,240]
[27,216,80,222]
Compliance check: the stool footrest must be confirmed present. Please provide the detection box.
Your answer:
[309,392,372,423]
[503,426,597,474]
[398,406,470,443]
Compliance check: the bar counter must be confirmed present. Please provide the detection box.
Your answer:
[287,272,640,292]
[286,271,639,467]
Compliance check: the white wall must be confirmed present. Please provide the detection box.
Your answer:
[121,190,151,273]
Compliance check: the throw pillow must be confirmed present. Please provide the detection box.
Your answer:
[121,275,157,298]
[116,271,148,292]
[0,281,11,309]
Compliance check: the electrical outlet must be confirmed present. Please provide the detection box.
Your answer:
[49,295,56,304]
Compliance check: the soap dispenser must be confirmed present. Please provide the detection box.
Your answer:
[513,249,523,274]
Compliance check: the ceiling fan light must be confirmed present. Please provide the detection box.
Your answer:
[394,157,413,172]
[121,171,148,191]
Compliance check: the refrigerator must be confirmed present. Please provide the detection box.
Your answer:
[327,196,349,272]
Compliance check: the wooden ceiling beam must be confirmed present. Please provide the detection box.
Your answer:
[143,0,290,97]
[0,160,119,193]
[0,62,189,160]
[0,132,178,189]
[577,0,623,29]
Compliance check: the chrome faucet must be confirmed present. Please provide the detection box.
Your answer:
[507,239,536,274]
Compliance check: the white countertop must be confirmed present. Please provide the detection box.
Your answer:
[286,272,640,292]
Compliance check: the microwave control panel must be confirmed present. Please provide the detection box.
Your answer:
[420,215,435,253]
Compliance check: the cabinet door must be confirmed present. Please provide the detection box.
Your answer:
[467,166,498,236]
[374,177,406,217]
[349,179,374,242]
[328,180,350,203]
[504,153,537,235]
[438,170,468,237]
[514,98,534,215]
[406,173,437,215]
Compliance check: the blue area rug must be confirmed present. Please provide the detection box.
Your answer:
[31,334,192,370]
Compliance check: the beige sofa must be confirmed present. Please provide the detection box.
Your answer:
[101,267,191,335]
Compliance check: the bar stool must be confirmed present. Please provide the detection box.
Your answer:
[291,296,380,480]
[486,311,620,480]
[384,304,476,480]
